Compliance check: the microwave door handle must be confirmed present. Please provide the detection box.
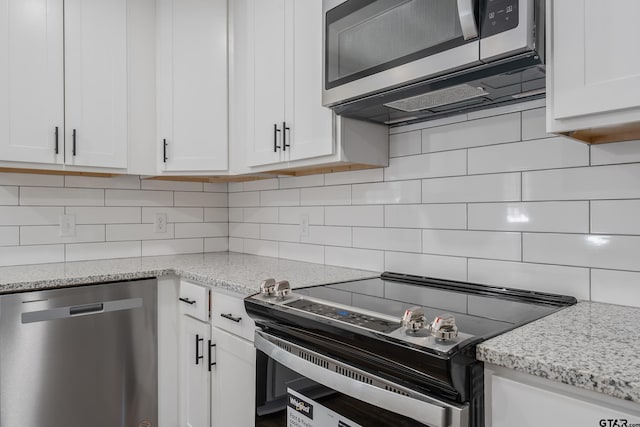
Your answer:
[457,0,478,40]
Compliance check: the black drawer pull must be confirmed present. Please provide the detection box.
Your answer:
[195,334,204,365]
[54,126,59,154]
[72,129,77,156]
[179,297,196,305]
[220,313,242,323]
[208,340,216,371]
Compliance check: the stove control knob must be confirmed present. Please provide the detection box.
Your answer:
[429,314,458,341]
[274,280,291,298]
[402,306,426,332]
[260,278,276,296]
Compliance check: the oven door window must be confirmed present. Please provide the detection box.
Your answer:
[325,0,476,90]
[256,356,428,427]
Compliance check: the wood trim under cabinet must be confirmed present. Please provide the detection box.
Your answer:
[563,121,640,144]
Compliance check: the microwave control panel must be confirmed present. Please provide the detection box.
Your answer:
[482,0,519,38]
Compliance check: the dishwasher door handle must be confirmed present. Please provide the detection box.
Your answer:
[21,298,143,324]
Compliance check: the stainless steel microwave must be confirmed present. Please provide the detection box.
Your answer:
[322,0,545,125]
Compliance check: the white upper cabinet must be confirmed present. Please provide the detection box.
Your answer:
[64,0,128,168]
[547,0,640,143]
[0,0,64,165]
[157,0,228,173]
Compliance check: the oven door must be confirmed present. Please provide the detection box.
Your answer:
[254,330,469,427]
[322,0,481,107]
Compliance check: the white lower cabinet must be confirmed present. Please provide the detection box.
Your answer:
[180,314,212,427]
[486,366,640,427]
[211,327,256,427]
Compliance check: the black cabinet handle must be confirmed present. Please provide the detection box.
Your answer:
[208,340,216,371]
[179,297,196,305]
[220,313,242,323]
[163,139,168,163]
[282,122,290,151]
[273,123,281,152]
[72,129,77,156]
[54,126,59,154]
[195,334,204,365]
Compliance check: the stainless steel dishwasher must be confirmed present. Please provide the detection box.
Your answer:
[0,278,157,427]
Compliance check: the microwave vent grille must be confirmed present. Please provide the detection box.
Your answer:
[384,84,489,112]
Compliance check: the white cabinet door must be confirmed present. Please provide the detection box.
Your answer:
[246,0,286,167]
[0,0,64,164]
[157,0,228,172]
[552,1,640,120]
[180,314,211,427]
[288,0,334,161]
[211,327,256,427]
[64,0,127,169]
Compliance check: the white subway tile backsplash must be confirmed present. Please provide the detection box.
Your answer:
[106,189,172,207]
[0,227,19,246]
[0,186,19,205]
[243,239,278,257]
[389,113,467,134]
[323,168,384,186]
[261,189,300,207]
[352,181,421,205]
[0,244,64,266]
[353,227,421,252]
[423,229,521,261]
[384,251,467,282]
[468,202,589,233]
[384,150,466,181]
[227,182,244,192]
[175,223,227,239]
[21,187,104,206]
[141,179,203,191]
[468,137,589,174]
[142,207,203,223]
[141,239,203,256]
[279,175,324,189]
[325,247,383,271]
[279,242,324,264]
[468,259,590,300]
[204,207,229,222]
[300,186,350,206]
[229,223,260,239]
[325,206,383,227]
[591,200,640,235]
[229,191,259,207]
[301,226,351,247]
[68,207,141,224]
[385,204,466,229]
[66,241,141,262]
[279,207,324,225]
[22,225,105,245]
[523,164,640,201]
[467,98,545,120]
[591,269,640,307]
[389,131,421,157]
[521,108,549,141]
[421,113,520,153]
[422,173,521,203]
[260,224,299,243]
[0,206,64,225]
[243,178,279,191]
[107,223,174,241]
[244,207,278,223]
[203,182,228,193]
[175,191,227,207]
[523,233,640,271]
[0,172,63,187]
[205,237,229,252]
[228,208,243,222]
[228,237,244,252]
[590,140,640,166]
[65,175,140,189]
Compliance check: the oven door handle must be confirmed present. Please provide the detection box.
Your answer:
[255,331,468,427]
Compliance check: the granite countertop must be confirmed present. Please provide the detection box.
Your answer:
[477,301,640,403]
[0,252,378,296]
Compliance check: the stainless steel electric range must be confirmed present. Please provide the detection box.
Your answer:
[245,272,577,427]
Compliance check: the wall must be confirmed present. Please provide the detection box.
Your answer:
[0,174,228,266]
[229,101,640,307]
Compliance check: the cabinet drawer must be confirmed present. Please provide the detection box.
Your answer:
[211,291,255,342]
[179,281,210,322]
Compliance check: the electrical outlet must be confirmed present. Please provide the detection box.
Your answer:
[154,213,168,233]
[299,214,310,238]
[59,214,76,237]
